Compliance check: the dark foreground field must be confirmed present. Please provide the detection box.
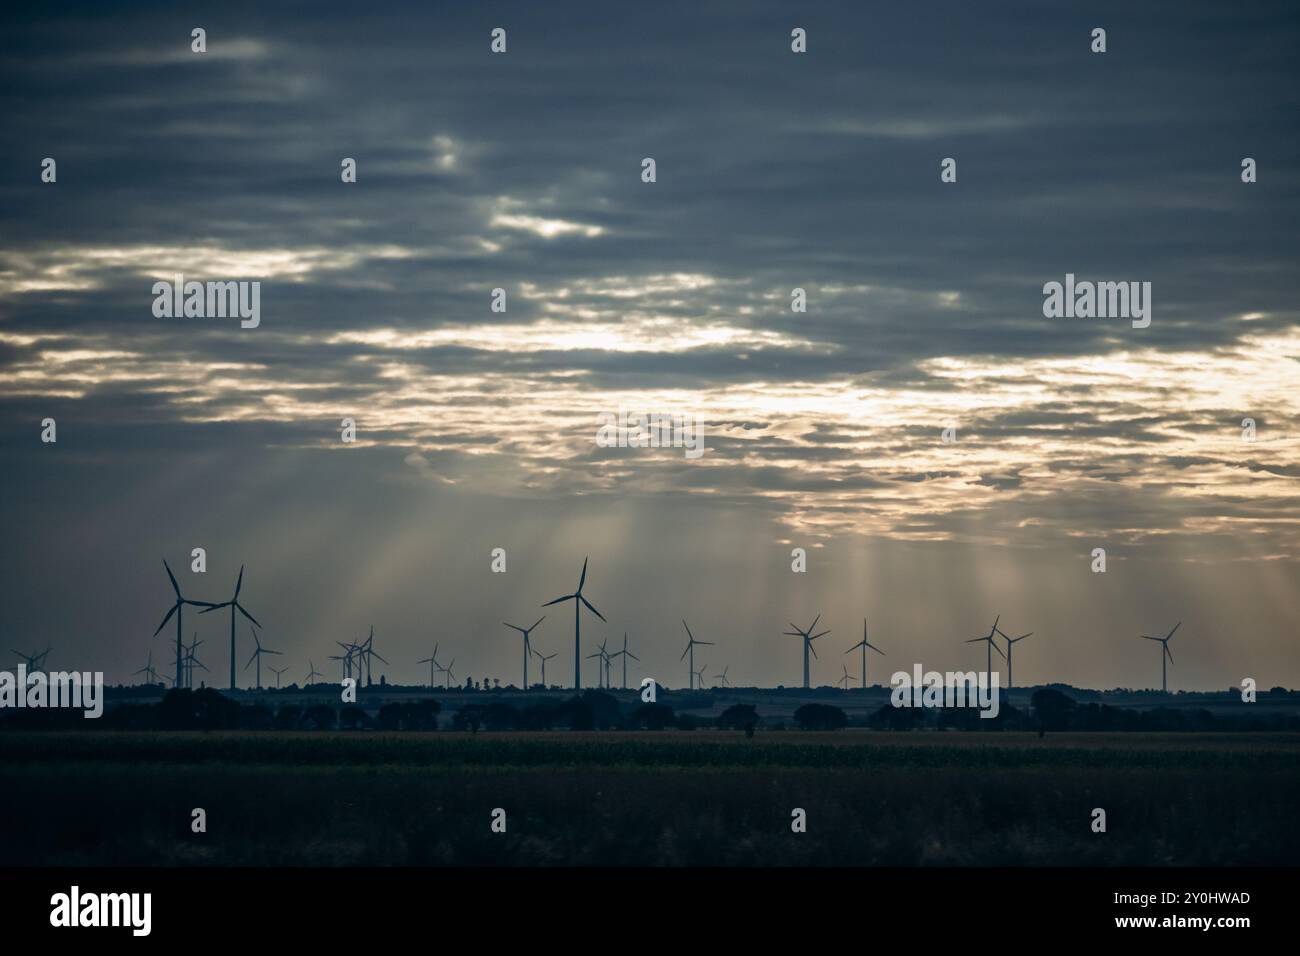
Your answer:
[3,731,1297,866]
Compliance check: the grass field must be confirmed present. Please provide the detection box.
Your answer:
[3,731,1297,866]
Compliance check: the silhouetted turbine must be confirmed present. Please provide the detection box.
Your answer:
[244,626,282,689]
[607,632,639,689]
[838,663,855,689]
[845,618,885,687]
[534,650,556,686]
[1139,621,1180,693]
[784,615,830,689]
[964,615,1006,686]
[586,637,611,688]
[996,627,1033,690]
[504,616,545,689]
[152,559,217,689]
[541,557,605,690]
[199,565,260,691]
[416,643,442,688]
[12,646,51,671]
[680,620,714,690]
[132,648,161,685]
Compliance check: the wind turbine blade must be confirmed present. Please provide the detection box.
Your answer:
[580,595,605,621]
[153,604,178,636]
[1164,645,1174,663]
[235,565,245,598]
[680,644,690,661]
[809,643,819,659]
[542,594,573,607]
[991,643,1006,660]
[237,605,261,627]
[810,630,830,640]
[578,557,588,591]
[198,603,224,615]
[530,616,546,631]
[1167,621,1181,640]
[245,652,258,670]
[965,637,985,644]
[809,614,821,632]
[627,652,640,661]
[682,620,695,641]
[845,641,865,653]
[869,644,885,655]
[992,615,1000,631]
[164,560,181,598]
[1139,635,1161,642]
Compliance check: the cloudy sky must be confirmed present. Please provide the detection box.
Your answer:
[1,1,1297,691]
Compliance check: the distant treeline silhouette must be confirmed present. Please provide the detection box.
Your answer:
[3,686,1298,732]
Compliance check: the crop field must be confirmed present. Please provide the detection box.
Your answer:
[3,731,1297,867]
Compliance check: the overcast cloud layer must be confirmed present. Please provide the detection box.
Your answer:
[1,1,1297,691]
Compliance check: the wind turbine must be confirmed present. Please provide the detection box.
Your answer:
[442,658,457,690]
[541,557,606,690]
[328,651,350,682]
[333,640,362,681]
[244,626,282,689]
[784,615,830,689]
[304,660,323,686]
[269,665,288,689]
[844,618,885,688]
[187,649,209,689]
[965,615,1006,687]
[152,559,217,688]
[504,616,545,689]
[695,664,709,690]
[1140,622,1180,693]
[607,632,639,689]
[838,663,856,690]
[133,648,161,685]
[713,665,731,688]
[199,565,260,691]
[680,620,714,690]
[586,637,611,688]
[12,646,51,671]
[357,627,388,686]
[416,643,442,688]
[183,635,206,689]
[534,650,556,687]
[996,628,1033,690]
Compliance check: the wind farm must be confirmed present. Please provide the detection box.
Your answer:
[1,549,1296,877]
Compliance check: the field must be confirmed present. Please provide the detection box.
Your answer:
[3,730,1298,866]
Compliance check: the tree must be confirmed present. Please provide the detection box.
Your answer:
[718,703,758,736]
[303,704,336,730]
[631,702,675,730]
[794,703,847,731]
[1031,688,1076,732]
[454,705,485,733]
[339,705,370,730]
